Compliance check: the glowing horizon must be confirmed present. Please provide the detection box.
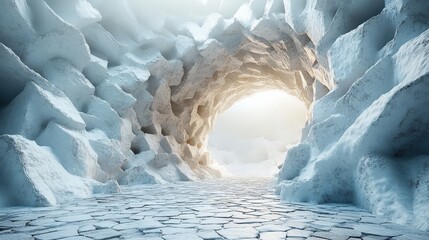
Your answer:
[209,89,309,177]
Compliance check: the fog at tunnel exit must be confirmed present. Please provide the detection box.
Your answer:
[208,90,308,177]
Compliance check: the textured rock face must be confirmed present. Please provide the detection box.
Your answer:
[276,0,429,231]
[0,0,428,230]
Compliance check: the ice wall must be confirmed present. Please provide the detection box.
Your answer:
[276,0,429,230]
[0,0,428,230]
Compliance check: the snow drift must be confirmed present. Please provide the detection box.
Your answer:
[0,0,428,231]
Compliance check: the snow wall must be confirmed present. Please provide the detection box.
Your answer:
[0,0,428,231]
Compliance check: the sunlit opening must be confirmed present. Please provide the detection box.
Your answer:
[209,90,308,177]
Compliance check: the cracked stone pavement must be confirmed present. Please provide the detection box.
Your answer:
[0,178,428,240]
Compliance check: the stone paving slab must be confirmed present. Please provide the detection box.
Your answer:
[0,178,428,240]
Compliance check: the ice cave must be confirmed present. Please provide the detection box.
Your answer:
[0,0,429,239]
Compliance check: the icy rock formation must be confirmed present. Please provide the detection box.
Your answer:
[276,0,429,231]
[0,0,428,230]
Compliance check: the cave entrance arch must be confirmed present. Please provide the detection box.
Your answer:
[207,89,308,177]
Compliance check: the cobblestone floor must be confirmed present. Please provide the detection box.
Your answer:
[0,178,427,240]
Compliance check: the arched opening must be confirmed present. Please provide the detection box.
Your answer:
[208,89,308,177]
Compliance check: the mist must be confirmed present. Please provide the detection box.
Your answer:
[208,90,308,177]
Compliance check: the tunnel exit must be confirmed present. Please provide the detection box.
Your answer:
[208,89,308,177]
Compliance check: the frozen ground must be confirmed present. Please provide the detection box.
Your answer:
[0,178,427,240]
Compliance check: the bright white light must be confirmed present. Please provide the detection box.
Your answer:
[209,90,308,177]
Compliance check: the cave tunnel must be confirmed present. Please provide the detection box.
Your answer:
[0,0,429,235]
